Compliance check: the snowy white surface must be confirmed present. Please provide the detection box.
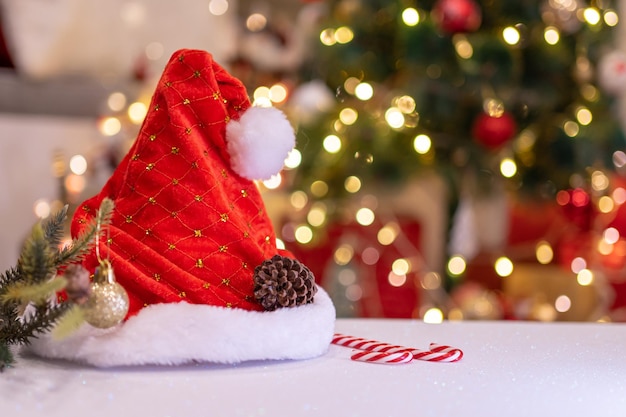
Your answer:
[2,319,626,417]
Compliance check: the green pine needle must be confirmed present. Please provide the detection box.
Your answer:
[0,342,13,371]
[42,204,69,251]
[18,223,57,284]
[1,277,67,305]
[51,305,85,340]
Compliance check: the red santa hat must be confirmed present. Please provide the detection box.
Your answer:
[29,49,335,367]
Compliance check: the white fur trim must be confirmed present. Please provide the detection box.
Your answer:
[27,288,335,367]
[225,106,296,180]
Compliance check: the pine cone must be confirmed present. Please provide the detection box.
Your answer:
[253,255,317,311]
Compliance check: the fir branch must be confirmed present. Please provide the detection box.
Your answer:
[8,302,71,346]
[57,198,114,265]
[41,205,69,251]
[18,223,57,285]
[0,342,13,371]
[0,267,21,292]
[1,277,67,305]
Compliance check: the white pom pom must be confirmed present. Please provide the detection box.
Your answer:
[226,106,296,180]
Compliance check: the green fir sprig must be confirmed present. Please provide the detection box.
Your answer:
[0,198,114,370]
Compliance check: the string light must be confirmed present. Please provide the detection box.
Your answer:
[334,244,354,265]
[577,269,594,286]
[98,117,122,136]
[247,13,267,31]
[555,295,571,313]
[355,82,374,100]
[576,107,592,125]
[385,107,405,128]
[563,120,579,137]
[494,257,514,277]
[145,42,164,60]
[388,271,407,287]
[284,149,302,169]
[447,255,466,276]
[128,102,147,124]
[310,180,329,197]
[269,84,288,103]
[290,191,308,210]
[107,92,127,111]
[583,8,601,25]
[69,155,88,176]
[33,199,51,219]
[339,108,358,125]
[344,176,362,193]
[294,225,313,244]
[502,26,521,45]
[262,174,282,189]
[604,10,619,26]
[377,222,399,245]
[323,135,342,153]
[500,158,517,178]
[423,308,444,324]
[453,35,473,58]
[334,26,354,44]
[413,134,432,154]
[208,0,229,16]
[392,258,410,275]
[402,8,420,26]
[355,208,375,226]
[544,26,560,45]
[307,203,327,227]
[598,196,614,213]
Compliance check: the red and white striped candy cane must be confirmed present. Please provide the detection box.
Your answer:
[332,333,463,363]
[350,350,413,364]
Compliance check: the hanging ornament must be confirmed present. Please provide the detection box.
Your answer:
[472,111,517,149]
[82,259,129,328]
[80,211,129,328]
[597,51,626,96]
[431,0,482,34]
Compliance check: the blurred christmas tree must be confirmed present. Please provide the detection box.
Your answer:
[266,0,626,320]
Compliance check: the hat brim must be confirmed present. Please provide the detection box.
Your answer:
[26,288,336,367]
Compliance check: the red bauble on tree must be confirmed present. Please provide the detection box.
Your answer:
[472,111,517,149]
[432,0,482,34]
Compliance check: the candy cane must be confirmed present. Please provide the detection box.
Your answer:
[350,350,413,364]
[332,333,463,363]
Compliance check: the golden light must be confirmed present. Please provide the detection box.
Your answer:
[247,13,267,32]
[598,239,613,256]
[64,174,86,194]
[577,269,594,286]
[307,203,327,227]
[421,272,442,290]
[544,26,560,45]
[571,257,587,274]
[613,187,626,204]
[355,82,374,100]
[269,83,288,103]
[502,26,521,45]
[262,174,282,189]
[344,77,360,95]
[362,247,380,265]
[494,256,514,277]
[563,120,580,137]
[310,180,329,197]
[576,107,592,126]
[33,199,51,219]
[555,295,572,313]
[320,28,336,45]
[447,255,466,276]
[253,86,270,100]
[334,26,354,44]
[583,7,601,25]
[356,207,375,226]
[484,98,504,117]
[276,238,286,250]
[396,95,416,113]
[209,0,229,16]
[500,158,517,178]
[385,107,405,129]
[388,271,407,287]
[284,149,302,169]
[377,222,400,245]
[402,8,420,26]
[423,308,444,324]
[604,10,619,26]
[452,34,473,59]
[145,42,164,60]
[107,92,127,112]
[339,108,358,125]
[591,170,609,191]
[323,134,342,153]
[334,244,354,265]
[99,117,122,136]
[581,84,599,102]
[128,102,148,124]
[392,258,410,275]
[603,227,620,245]
[295,225,313,244]
[69,154,88,176]
[613,151,626,168]
[536,241,554,264]
[598,196,614,213]
[290,191,308,210]
[344,176,362,193]
[413,134,432,154]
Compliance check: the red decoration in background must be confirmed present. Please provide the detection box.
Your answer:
[286,217,422,318]
[472,111,517,149]
[431,0,482,34]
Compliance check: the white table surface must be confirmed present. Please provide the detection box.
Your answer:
[1,319,625,417]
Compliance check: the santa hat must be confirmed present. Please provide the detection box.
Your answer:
[28,49,335,367]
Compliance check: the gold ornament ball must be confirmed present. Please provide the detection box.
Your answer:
[82,281,130,329]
